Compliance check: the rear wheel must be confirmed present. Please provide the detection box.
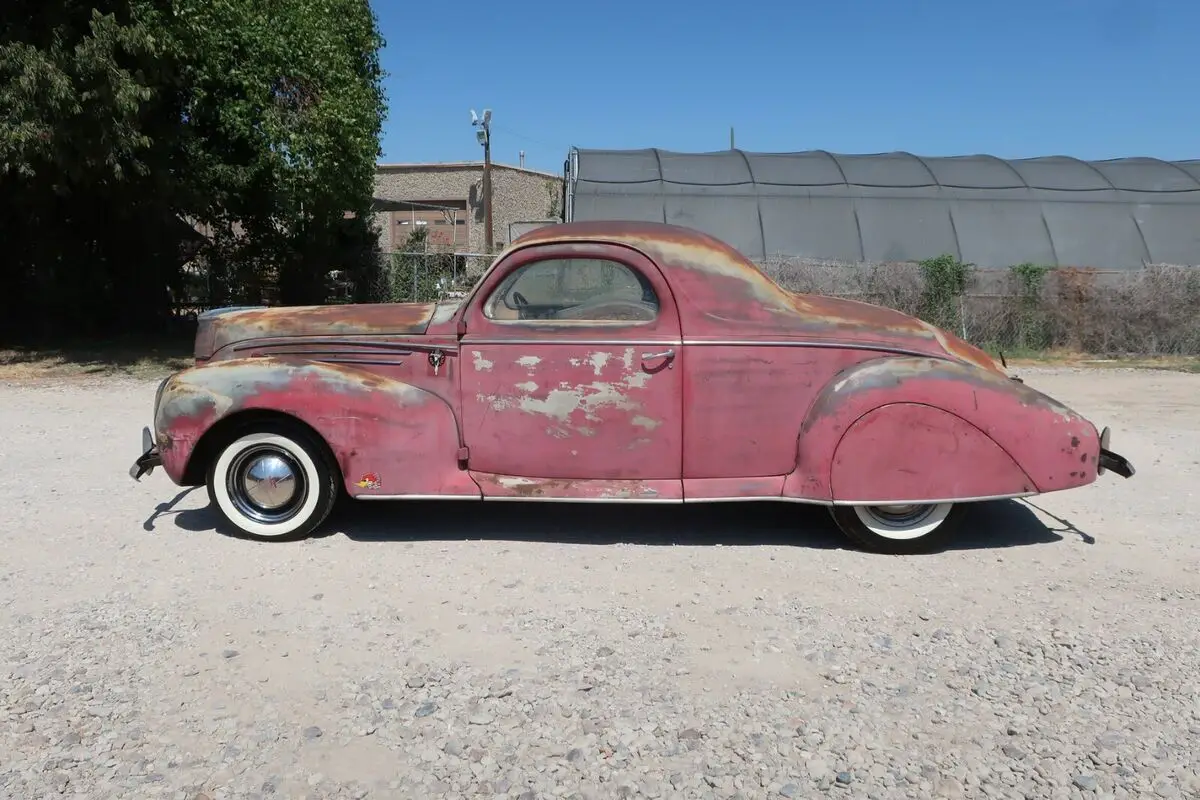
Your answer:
[829,502,967,554]
[206,423,339,542]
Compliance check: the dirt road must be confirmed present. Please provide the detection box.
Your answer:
[2,366,1197,799]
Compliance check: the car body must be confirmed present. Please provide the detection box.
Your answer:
[129,220,1134,553]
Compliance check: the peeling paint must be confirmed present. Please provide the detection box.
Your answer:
[472,351,494,371]
[516,356,541,368]
[496,475,539,489]
[516,380,643,424]
[515,381,538,392]
[631,415,661,430]
[476,392,518,411]
[587,351,610,375]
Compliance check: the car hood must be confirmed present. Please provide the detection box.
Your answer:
[195,302,439,359]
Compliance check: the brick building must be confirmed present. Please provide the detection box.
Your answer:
[372,161,564,255]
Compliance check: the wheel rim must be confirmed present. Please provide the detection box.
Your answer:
[226,445,308,525]
[852,503,953,541]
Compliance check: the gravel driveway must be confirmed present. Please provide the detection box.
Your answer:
[2,366,1198,800]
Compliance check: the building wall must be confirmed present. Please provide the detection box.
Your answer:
[373,162,564,254]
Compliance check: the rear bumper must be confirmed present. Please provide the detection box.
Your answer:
[129,426,162,481]
[1097,426,1135,479]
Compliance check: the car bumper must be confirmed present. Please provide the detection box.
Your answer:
[129,426,162,481]
[1097,426,1135,479]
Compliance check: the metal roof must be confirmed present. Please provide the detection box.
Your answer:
[566,148,1200,268]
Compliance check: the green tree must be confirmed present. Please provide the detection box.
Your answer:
[0,0,387,338]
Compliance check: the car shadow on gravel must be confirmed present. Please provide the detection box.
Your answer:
[165,494,1073,552]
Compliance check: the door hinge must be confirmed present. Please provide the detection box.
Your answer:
[456,445,469,466]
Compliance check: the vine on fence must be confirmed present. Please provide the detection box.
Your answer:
[1054,267,1098,352]
[917,254,973,336]
[1008,262,1052,350]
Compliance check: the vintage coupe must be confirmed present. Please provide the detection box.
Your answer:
[129,221,1134,553]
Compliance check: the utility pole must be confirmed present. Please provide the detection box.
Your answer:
[471,108,494,252]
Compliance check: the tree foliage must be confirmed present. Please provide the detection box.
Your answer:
[0,0,387,338]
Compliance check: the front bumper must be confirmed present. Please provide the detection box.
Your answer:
[129,426,162,481]
[1097,426,1135,479]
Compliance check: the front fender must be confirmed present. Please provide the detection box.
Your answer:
[782,356,1100,502]
[153,357,479,497]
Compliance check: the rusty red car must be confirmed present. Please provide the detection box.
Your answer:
[129,221,1134,553]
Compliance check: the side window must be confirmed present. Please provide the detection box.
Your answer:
[482,258,660,322]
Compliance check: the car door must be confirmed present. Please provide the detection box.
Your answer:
[457,242,684,498]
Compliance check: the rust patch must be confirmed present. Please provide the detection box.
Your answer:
[155,356,424,430]
[806,355,1076,430]
[480,474,666,500]
[202,302,438,356]
[494,476,574,497]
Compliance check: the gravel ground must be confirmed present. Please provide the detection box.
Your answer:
[2,366,1198,800]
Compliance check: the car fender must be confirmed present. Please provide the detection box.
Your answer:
[782,356,1101,502]
[153,356,480,498]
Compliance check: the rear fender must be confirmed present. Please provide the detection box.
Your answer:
[828,402,1035,503]
[782,356,1100,502]
[154,357,479,498]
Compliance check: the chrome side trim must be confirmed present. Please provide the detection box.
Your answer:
[682,496,832,505]
[830,491,1037,506]
[682,339,937,359]
[233,338,454,353]
[318,359,408,367]
[354,494,481,501]
[351,491,1032,505]
[459,337,940,360]
[483,496,684,504]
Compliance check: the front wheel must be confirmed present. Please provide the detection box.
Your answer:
[829,502,967,554]
[206,424,339,542]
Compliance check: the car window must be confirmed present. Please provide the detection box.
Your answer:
[482,258,660,322]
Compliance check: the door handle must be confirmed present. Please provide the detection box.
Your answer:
[641,348,675,368]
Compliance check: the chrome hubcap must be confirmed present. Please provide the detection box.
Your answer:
[227,446,307,524]
[864,504,935,527]
[244,454,297,509]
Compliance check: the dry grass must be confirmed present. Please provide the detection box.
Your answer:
[0,335,194,381]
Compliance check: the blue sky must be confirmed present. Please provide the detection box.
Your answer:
[370,0,1196,174]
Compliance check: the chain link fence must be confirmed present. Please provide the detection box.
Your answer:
[365,250,493,304]
[755,256,1200,356]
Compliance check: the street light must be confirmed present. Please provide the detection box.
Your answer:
[471,109,494,252]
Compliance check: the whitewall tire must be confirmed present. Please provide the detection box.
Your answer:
[205,424,338,542]
[829,502,967,554]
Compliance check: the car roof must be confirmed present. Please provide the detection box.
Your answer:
[509,220,788,299]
